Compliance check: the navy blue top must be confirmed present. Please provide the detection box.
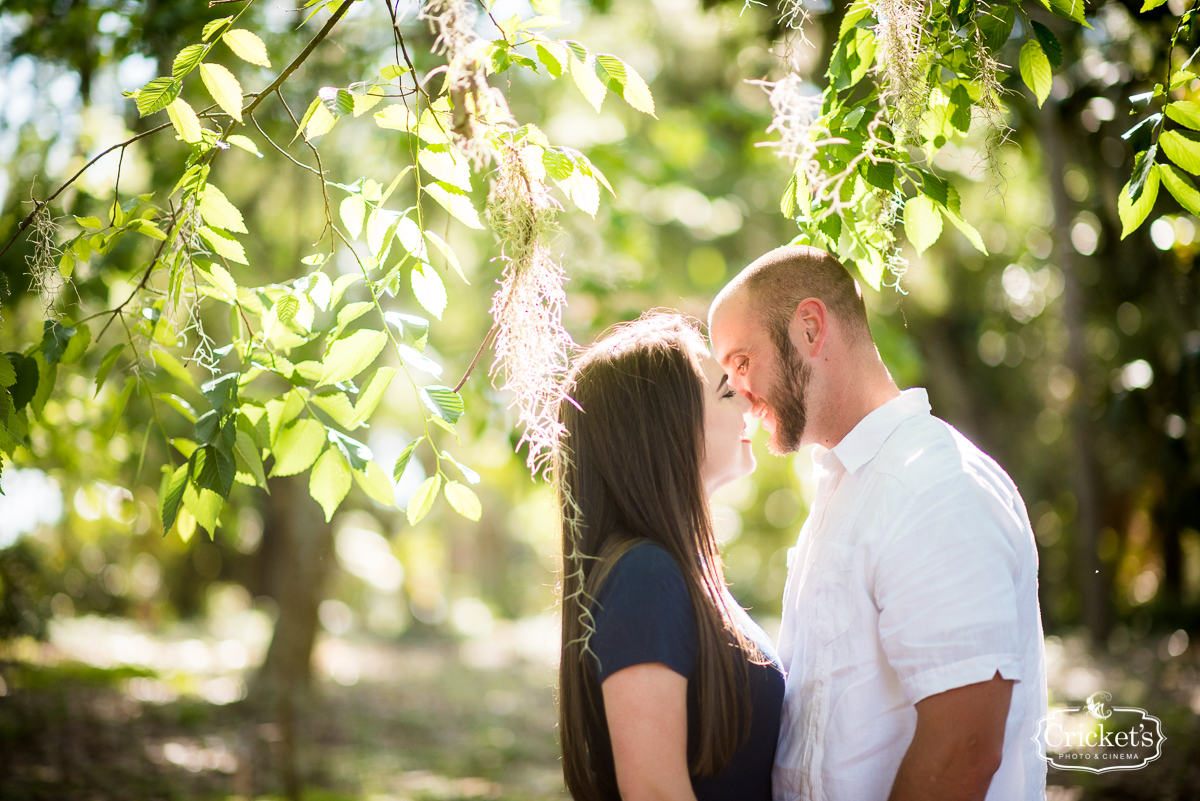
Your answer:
[589,541,785,801]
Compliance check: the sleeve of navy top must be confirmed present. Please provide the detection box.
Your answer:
[590,542,698,683]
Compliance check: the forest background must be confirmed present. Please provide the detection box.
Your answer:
[0,0,1198,798]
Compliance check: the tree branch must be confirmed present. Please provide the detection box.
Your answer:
[243,0,354,118]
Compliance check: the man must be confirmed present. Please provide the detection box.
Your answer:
[709,246,1047,801]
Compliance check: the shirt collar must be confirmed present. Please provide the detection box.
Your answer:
[827,388,931,475]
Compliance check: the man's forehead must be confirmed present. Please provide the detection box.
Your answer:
[709,291,760,361]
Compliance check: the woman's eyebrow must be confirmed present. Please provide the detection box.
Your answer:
[716,373,729,392]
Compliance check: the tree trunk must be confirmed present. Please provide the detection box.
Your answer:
[252,473,336,800]
[1039,101,1108,642]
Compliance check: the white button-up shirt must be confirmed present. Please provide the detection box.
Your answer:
[773,388,1047,801]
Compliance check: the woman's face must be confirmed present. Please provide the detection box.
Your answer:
[699,352,756,495]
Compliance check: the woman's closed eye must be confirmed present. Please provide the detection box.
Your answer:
[721,388,737,400]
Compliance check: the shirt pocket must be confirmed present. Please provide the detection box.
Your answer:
[809,541,854,645]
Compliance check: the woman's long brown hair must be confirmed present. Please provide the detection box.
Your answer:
[555,312,756,801]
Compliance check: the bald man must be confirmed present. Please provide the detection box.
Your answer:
[709,246,1047,801]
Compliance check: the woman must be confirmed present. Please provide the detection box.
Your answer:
[556,312,785,801]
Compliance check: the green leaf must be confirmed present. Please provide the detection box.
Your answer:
[311,392,357,428]
[6,353,38,411]
[310,447,351,522]
[1160,130,1200,174]
[535,43,567,77]
[202,263,239,302]
[380,64,411,80]
[319,86,354,117]
[275,293,300,326]
[423,230,467,283]
[373,103,418,132]
[406,474,441,526]
[568,52,607,112]
[566,169,600,217]
[270,418,326,476]
[160,463,190,532]
[393,437,421,481]
[226,134,261,156]
[167,98,204,144]
[152,349,197,389]
[441,450,481,484]
[60,321,90,365]
[1160,163,1200,215]
[41,320,76,366]
[0,358,15,389]
[199,184,247,233]
[1019,40,1052,108]
[903,195,943,255]
[330,273,361,307]
[172,44,207,78]
[233,428,267,488]
[411,263,448,320]
[1030,21,1063,70]
[352,366,397,426]
[421,385,464,423]
[423,182,485,230]
[98,376,134,439]
[597,54,655,116]
[1166,101,1200,131]
[353,460,395,507]
[1130,145,1158,199]
[222,29,271,68]
[397,344,442,377]
[74,216,103,230]
[202,16,233,42]
[182,484,223,534]
[1041,0,1088,26]
[198,225,248,264]
[340,194,366,239]
[136,77,181,117]
[418,147,472,192]
[977,4,1015,51]
[199,62,243,122]
[444,481,482,521]
[1118,166,1160,239]
[319,329,388,387]
[1141,0,1169,9]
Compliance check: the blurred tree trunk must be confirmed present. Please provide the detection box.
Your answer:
[253,473,335,801]
[1040,101,1108,642]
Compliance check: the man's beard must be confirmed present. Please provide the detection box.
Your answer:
[765,334,812,456]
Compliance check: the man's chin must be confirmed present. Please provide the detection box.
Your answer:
[766,427,804,456]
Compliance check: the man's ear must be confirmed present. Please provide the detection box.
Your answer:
[790,298,828,356]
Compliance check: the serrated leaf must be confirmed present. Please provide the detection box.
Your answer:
[380,64,410,80]
[1019,40,1052,108]
[411,263,448,320]
[976,4,1015,51]
[199,62,243,122]
[397,343,442,377]
[270,418,326,476]
[74,216,103,229]
[160,463,190,532]
[172,44,206,78]
[136,77,181,117]
[569,53,607,112]
[903,195,942,255]
[1160,163,1200,215]
[310,447,351,522]
[393,438,421,481]
[202,16,233,42]
[420,385,464,423]
[1119,166,1160,239]
[366,207,402,256]
[167,98,203,144]
[1042,0,1088,26]
[275,293,300,325]
[204,263,239,302]
[441,451,481,484]
[222,29,271,68]
[199,184,247,233]
[444,481,481,521]
[182,484,222,534]
[1160,130,1200,174]
[311,392,357,428]
[226,134,261,156]
[60,321,90,365]
[41,320,75,366]
[536,43,567,77]
[423,182,484,230]
[418,147,472,191]
[373,103,418,132]
[354,460,395,507]
[1130,145,1158,199]
[304,106,336,140]
[567,169,600,217]
[0,358,16,389]
[1141,0,1169,9]
[340,194,366,239]
[234,428,267,488]
[1030,21,1063,70]
[612,57,655,116]
[423,230,467,283]
[320,329,388,387]
[1166,102,1200,131]
[406,474,441,525]
[352,366,396,426]
[198,225,248,264]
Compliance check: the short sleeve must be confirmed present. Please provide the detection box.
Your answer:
[590,543,698,683]
[874,479,1024,705]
